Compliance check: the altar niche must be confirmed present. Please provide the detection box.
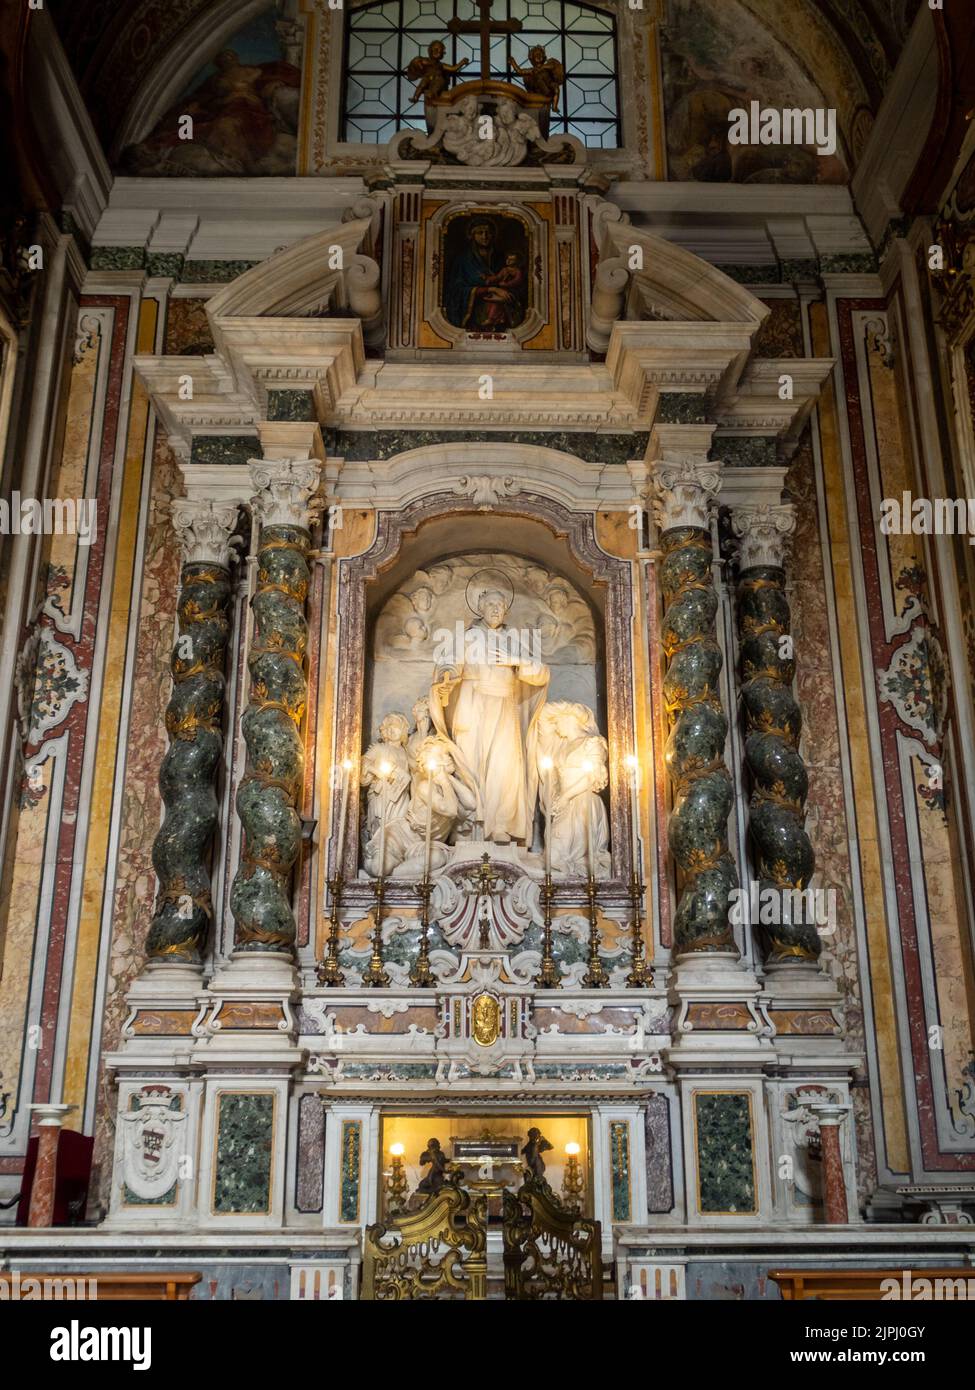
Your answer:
[379,1113,591,1220]
[329,495,638,907]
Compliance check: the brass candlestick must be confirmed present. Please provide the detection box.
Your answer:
[536,873,559,988]
[409,877,436,988]
[582,873,608,989]
[316,872,347,987]
[362,875,391,987]
[625,871,654,988]
[385,1144,409,1215]
[562,1143,585,1212]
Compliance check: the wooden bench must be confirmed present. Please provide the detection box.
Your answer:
[0,1272,201,1301]
[770,1268,974,1301]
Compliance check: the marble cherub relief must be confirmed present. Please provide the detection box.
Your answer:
[364,557,609,878]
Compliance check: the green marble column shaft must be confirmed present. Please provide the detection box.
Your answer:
[733,504,821,962]
[652,456,738,953]
[147,501,240,962]
[231,459,322,954]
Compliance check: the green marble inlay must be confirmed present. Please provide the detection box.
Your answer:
[213,1093,275,1214]
[267,389,317,423]
[717,264,781,285]
[147,252,185,280]
[90,246,145,271]
[609,1120,632,1222]
[338,1063,438,1080]
[183,259,261,283]
[656,393,709,424]
[340,1120,362,1223]
[123,1182,177,1207]
[324,428,650,466]
[780,258,820,284]
[820,252,878,275]
[695,1093,756,1215]
[717,437,778,468]
[190,435,261,467]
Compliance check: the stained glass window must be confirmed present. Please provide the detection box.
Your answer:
[342,0,621,148]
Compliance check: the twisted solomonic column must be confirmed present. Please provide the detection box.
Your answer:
[651,454,738,954]
[146,501,241,962]
[230,458,323,954]
[732,504,821,963]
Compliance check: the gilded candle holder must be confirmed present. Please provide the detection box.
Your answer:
[625,871,654,988]
[316,871,347,988]
[536,873,560,988]
[362,875,391,988]
[581,874,608,989]
[409,877,437,988]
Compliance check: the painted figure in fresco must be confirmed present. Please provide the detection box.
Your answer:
[443,220,527,332]
[417,1137,449,1195]
[405,40,470,104]
[510,45,565,112]
[120,48,300,177]
[522,1127,553,1179]
[431,570,549,846]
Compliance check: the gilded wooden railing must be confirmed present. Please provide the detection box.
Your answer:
[361,1175,488,1300]
[503,1176,603,1300]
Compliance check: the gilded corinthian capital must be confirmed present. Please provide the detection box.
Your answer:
[249,457,324,530]
[649,452,722,532]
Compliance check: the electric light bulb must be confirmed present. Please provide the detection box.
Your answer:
[540,755,553,771]
[390,1143,405,1157]
[379,760,393,777]
[565,1142,580,1156]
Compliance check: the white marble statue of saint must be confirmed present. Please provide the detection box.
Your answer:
[366,736,476,877]
[535,701,611,877]
[430,568,549,846]
[406,697,432,773]
[360,711,411,876]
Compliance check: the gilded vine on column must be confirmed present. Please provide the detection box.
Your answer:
[652,455,738,953]
[231,460,322,954]
[733,504,821,962]
[147,501,240,962]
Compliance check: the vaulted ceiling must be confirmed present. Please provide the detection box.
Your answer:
[49,0,923,161]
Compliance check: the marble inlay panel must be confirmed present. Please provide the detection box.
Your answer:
[296,1094,325,1214]
[645,1095,674,1214]
[339,1120,361,1223]
[213,1093,275,1215]
[610,1119,631,1222]
[694,1093,756,1215]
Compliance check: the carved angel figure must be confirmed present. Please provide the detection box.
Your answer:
[535,702,611,877]
[360,712,411,876]
[405,40,469,104]
[510,46,565,112]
